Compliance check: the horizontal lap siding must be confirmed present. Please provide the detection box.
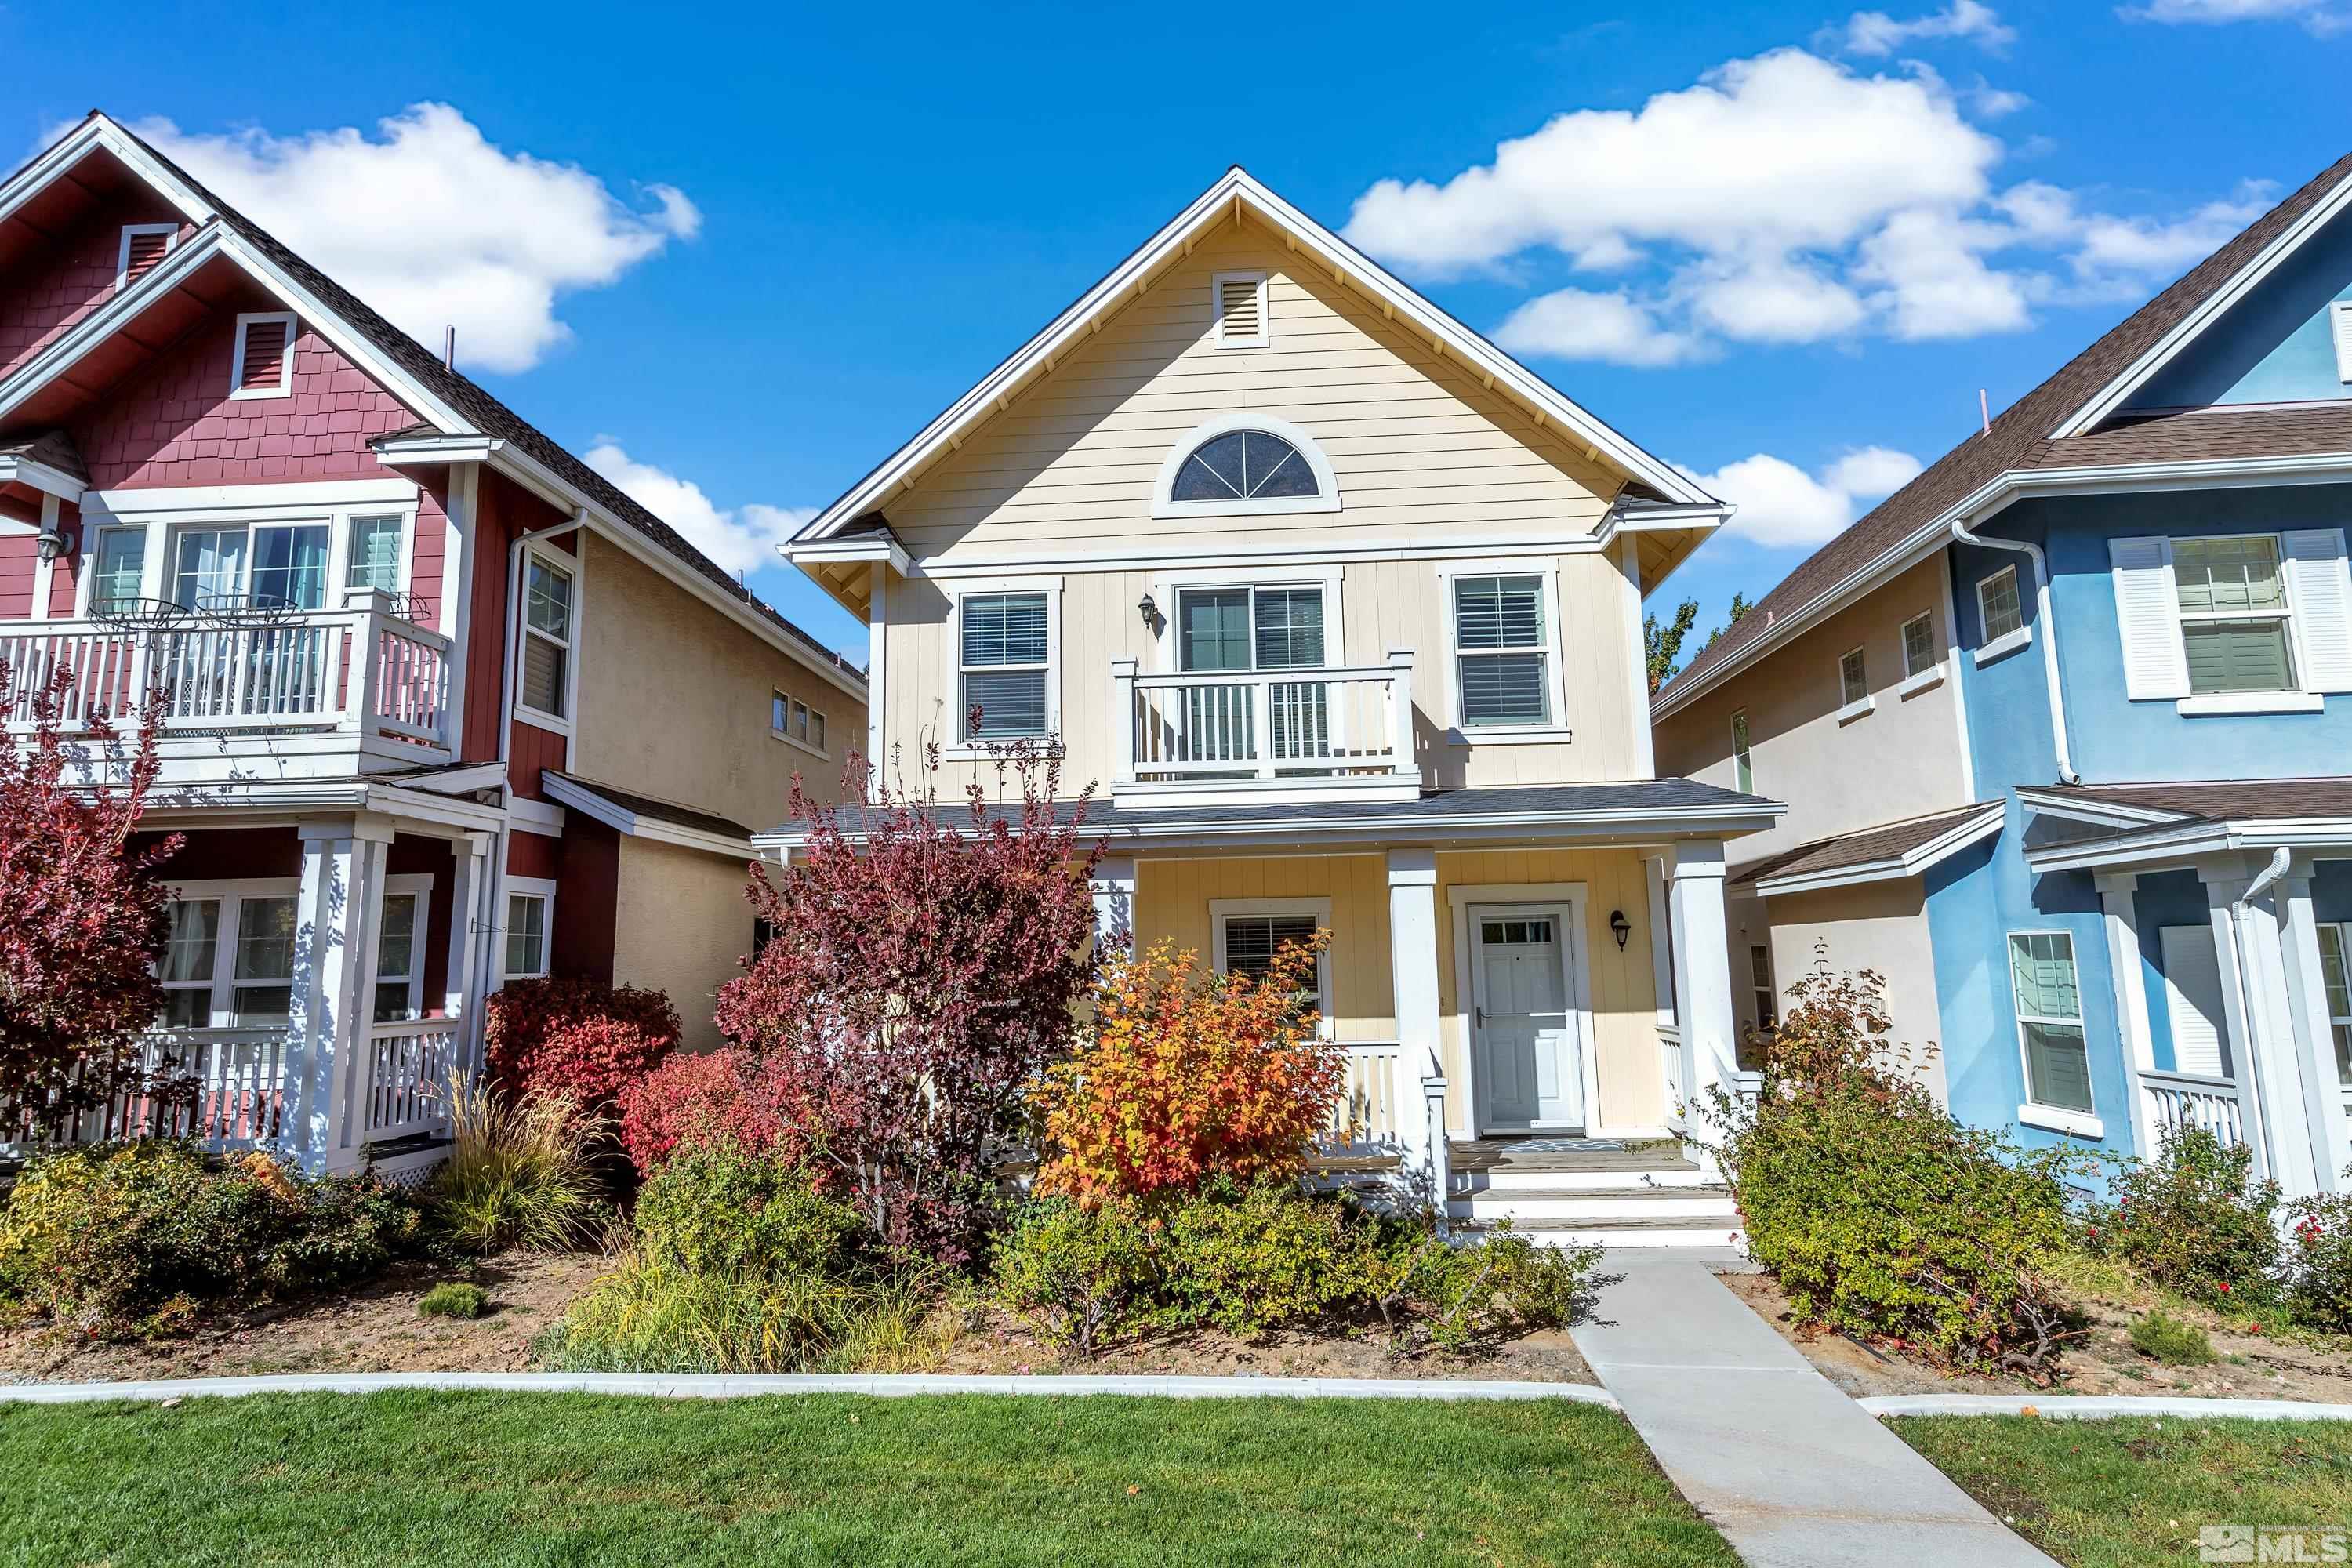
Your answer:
[1134,855,1396,1042]
[887,223,1615,561]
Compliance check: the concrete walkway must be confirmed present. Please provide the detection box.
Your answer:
[1570,1249,2057,1568]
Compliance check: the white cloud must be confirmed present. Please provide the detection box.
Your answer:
[583,441,815,577]
[2122,0,2349,33]
[1494,288,1705,366]
[1680,447,1923,548]
[1836,0,2016,55]
[127,103,699,374]
[1343,43,2267,366]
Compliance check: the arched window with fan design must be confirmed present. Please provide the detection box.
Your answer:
[1152,415,1342,518]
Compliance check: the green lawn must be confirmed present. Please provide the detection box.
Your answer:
[1891,1416,2352,1568]
[0,1391,1734,1567]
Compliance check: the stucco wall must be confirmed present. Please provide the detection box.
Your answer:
[1762,879,1950,1103]
[612,835,756,1053]
[572,532,866,832]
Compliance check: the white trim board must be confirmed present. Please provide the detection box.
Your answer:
[541,773,755,861]
[1748,804,2007,898]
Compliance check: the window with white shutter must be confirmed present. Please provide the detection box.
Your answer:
[230,313,297,398]
[2332,300,2352,385]
[117,224,176,286]
[2108,535,2191,700]
[2281,528,2352,693]
[1213,271,1269,349]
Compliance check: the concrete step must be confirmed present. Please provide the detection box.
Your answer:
[1447,1185,1737,1221]
[1453,1164,1715,1193]
[1457,1214,1749,1249]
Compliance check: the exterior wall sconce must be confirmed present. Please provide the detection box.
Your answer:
[34,524,66,563]
[1138,592,1158,630]
[1610,909,1632,950]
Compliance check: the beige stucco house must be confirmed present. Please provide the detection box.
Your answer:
[776,170,1780,1243]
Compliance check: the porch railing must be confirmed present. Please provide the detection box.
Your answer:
[1112,652,1416,790]
[0,597,450,750]
[1324,1041,1403,1154]
[2139,1068,2249,1149]
[362,1018,460,1141]
[5,1028,293,1152]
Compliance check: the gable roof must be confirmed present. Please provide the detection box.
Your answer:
[1656,147,2352,717]
[1729,800,2004,895]
[791,166,1721,545]
[2,113,860,688]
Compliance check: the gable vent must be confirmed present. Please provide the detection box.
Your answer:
[233,316,294,396]
[1214,272,1267,348]
[119,226,174,285]
[2332,300,2352,385]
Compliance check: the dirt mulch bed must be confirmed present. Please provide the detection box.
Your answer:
[931,1305,1599,1384]
[1719,1268,2352,1404]
[0,1252,607,1385]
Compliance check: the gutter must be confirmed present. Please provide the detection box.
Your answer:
[1949,519,2079,785]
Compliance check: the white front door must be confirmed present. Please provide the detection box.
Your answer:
[1470,905,1585,1131]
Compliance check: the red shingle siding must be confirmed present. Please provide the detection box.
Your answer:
[0,196,192,382]
[510,720,566,799]
[69,311,418,489]
[410,476,450,632]
[0,535,33,619]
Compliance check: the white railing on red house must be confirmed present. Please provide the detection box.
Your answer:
[361,1018,460,1142]
[1112,652,1417,795]
[0,594,450,750]
[5,1028,294,1153]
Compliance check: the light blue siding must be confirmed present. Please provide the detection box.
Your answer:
[2130,208,2352,408]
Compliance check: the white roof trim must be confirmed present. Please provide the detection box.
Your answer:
[0,117,214,234]
[542,773,757,861]
[793,167,1715,543]
[2052,163,2352,441]
[1747,804,2005,897]
[2026,816,2352,874]
[0,456,84,503]
[2014,786,2201,830]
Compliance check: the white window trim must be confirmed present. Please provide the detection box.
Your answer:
[2006,927,2100,1130]
[1900,611,1938,681]
[341,510,416,599]
[1748,942,1777,1031]
[1897,662,1947,699]
[499,876,558,983]
[1837,646,1869,708]
[74,496,420,619]
[1208,896,1334,1037]
[514,541,581,735]
[2167,532,2310,715]
[943,575,1062,757]
[1210,270,1269,351]
[1644,855,1678,1033]
[1730,708,1754,793]
[2321,921,2352,1084]
[1150,413,1342,520]
[771,689,831,760]
[1835,694,1878,726]
[2177,690,2325,715]
[115,223,179,287]
[1975,624,2032,666]
[1437,559,1572,745]
[229,311,298,401]
[159,874,437,1032]
[1975,564,2029,665]
[1149,564,1346,676]
[371,880,434,1023]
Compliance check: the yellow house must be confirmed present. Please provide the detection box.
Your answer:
[775,170,1780,1243]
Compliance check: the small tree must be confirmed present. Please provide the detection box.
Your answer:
[716,738,1105,1265]
[1033,935,1346,1206]
[0,659,179,1138]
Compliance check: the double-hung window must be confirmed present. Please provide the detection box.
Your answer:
[1211,899,1332,1029]
[1730,709,1754,793]
[520,555,575,720]
[1901,612,1936,679]
[1838,648,1868,707]
[504,887,553,980]
[231,896,299,1025]
[1978,565,2024,643]
[1453,574,1552,728]
[1750,943,1777,1029]
[346,515,406,595]
[158,899,220,1029]
[89,526,147,615]
[2318,923,2352,1085]
[2173,535,2295,695]
[958,591,1051,740]
[374,891,423,1023]
[2009,931,2094,1118]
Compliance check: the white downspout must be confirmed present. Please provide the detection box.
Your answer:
[1950,519,2078,785]
[2227,846,2295,1182]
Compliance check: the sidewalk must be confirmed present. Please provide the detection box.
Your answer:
[1570,1249,2057,1568]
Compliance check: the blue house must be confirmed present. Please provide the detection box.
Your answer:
[1654,149,2352,1202]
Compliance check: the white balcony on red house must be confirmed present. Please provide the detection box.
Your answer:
[0,586,452,784]
[1110,649,1419,807]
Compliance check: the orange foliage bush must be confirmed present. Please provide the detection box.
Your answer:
[1033,935,1346,1205]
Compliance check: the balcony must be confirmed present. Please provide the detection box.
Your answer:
[1111,650,1419,807]
[0,590,452,782]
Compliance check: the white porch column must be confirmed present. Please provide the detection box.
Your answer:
[1385,847,1447,1208]
[1668,840,1737,1139]
[1091,855,1137,956]
[287,815,391,1176]
[445,832,494,1074]
[2281,866,2352,1193]
[2096,872,2158,1161]
[2203,862,2311,1196]
[864,564,888,782]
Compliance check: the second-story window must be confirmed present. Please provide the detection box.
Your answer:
[1838,648,1868,707]
[772,691,827,753]
[1977,564,2024,644]
[1901,612,1936,678]
[1454,574,1550,728]
[347,515,406,594]
[89,526,146,614]
[1731,709,1753,793]
[960,590,1051,739]
[2173,535,2294,695]
[520,555,575,720]
[169,523,328,612]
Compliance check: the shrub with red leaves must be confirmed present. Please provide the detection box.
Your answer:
[1,660,180,1139]
[617,1047,816,1176]
[484,978,681,1112]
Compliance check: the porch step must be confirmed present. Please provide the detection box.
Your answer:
[1452,1163,1715,1192]
[1456,1213,1748,1249]
[1446,1183,1736,1222]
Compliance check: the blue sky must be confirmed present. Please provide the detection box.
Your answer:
[7,0,2347,666]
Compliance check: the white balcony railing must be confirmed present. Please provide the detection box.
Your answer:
[363,1018,460,1141]
[2139,1068,2249,1149]
[0,593,450,751]
[1112,651,1417,802]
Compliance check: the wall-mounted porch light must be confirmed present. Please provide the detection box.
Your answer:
[1609,909,1632,950]
[34,522,67,563]
[1138,591,1158,630]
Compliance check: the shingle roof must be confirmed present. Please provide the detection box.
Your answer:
[1729,800,2002,888]
[84,116,861,685]
[2045,777,2352,823]
[2027,403,2352,470]
[545,772,756,843]
[0,429,87,481]
[1662,147,2352,703]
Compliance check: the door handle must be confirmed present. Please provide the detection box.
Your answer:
[1474,1006,1486,1028]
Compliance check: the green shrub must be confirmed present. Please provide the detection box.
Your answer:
[418,1281,489,1320]
[2098,1124,2280,1309]
[991,1196,1160,1358]
[1711,965,2084,1375]
[426,1075,609,1255]
[2128,1308,2216,1365]
[633,1144,860,1283]
[2287,1186,2352,1334]
[1159,1181,1371,1335]
[0,1142,421,1336]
